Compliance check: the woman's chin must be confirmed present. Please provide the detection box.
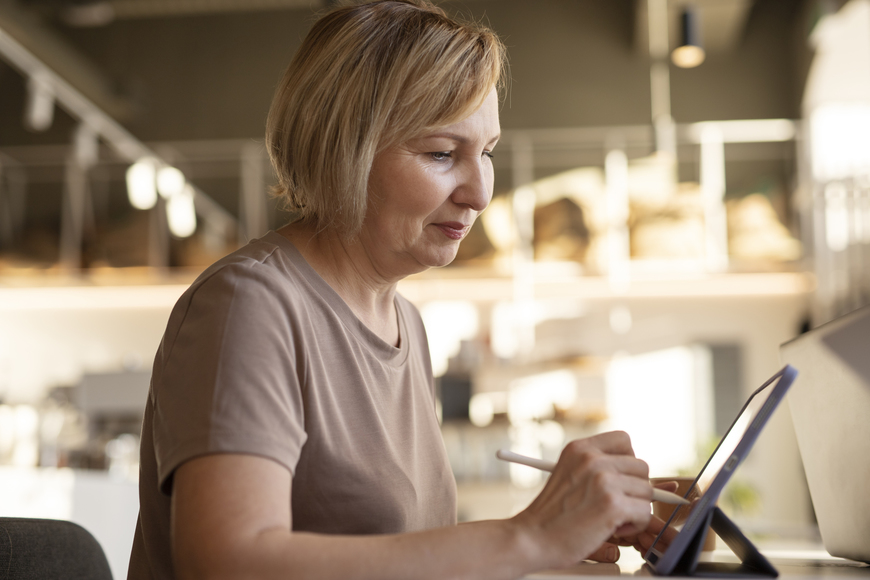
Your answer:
[414,247,461,271]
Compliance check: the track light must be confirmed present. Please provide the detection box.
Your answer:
[73,123,99,169]
[126,157,158,210]
[156,166,185,199]
[24,73,55,132]
[167,184,197,238]
[672,7,705,68]
[62,2,116,27]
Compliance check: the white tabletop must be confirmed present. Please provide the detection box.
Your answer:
[523,547,870,579]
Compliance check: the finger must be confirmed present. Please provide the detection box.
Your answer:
[560,432,635,461]
[611,496,654,540]
[607,535,635,547]
[634,529,673,556]
[557,465,654,517]
[645,514,670,534]
[557,458,655,519]
[614,469,657,502]
[614,522,644,539]
[586,542,620,563]
[655,517,680,544]
[607,455,651,480]
[558,449,650,482]
[652,481,679,493]
[635,531,659,555]
[584,431,636,456]
[634,515,679,555]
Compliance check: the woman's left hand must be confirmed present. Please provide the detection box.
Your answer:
[611,514,679,557]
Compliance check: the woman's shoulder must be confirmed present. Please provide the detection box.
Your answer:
[177,232,315,312]
[197,230,297,278]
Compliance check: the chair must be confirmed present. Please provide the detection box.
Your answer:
[0,518,113,580]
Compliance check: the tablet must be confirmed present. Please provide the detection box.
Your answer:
[644,364,797,577]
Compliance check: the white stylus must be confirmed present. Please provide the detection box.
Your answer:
[496,449,691,505]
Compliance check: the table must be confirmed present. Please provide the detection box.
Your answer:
[524,547,870,579]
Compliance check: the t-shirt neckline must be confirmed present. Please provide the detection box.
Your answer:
[263,230,409,366]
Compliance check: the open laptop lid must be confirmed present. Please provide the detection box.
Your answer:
[780,306,870,564]
[645,365,796,576]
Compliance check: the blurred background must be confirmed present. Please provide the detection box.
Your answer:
[1,0,869,576]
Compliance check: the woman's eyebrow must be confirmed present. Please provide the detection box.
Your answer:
[420,132,502,146]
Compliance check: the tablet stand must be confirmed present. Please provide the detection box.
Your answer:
[670,507,778,577]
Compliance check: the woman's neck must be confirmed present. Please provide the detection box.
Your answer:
[277,223,401,347]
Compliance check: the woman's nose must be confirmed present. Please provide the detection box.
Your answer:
[452,158,492,212]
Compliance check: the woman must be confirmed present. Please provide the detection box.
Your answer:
[128,1,670,578]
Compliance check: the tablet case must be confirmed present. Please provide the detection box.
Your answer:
[667,507,778,577]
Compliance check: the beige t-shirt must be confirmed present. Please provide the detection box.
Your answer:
[128,231,457,580]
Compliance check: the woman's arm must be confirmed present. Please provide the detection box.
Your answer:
[171,431,654,580]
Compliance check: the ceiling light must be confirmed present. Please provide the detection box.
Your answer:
[167,184,197,238]
[672,7,705,68]
[73,123,99,169]
[126,157,158,210]
[23,73,55,132]
[156,166,185,199]
[62,2,116,27]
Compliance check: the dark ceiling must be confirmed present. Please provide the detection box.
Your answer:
[0,0,812,146]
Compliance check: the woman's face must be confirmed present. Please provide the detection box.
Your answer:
[360,89,500,278]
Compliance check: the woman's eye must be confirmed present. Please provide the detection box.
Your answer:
[483,151,494,160]
[430,151,451,161]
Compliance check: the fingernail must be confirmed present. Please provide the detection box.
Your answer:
[606,546,618,561]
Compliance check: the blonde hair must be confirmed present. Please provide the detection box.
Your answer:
[265,0,506,238]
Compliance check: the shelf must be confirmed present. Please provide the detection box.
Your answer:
[398,271,815,304]
[0,255,816,314]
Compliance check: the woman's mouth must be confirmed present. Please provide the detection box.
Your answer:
[432,221,469,240]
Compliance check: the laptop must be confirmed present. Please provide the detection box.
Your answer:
[780,306,870,564]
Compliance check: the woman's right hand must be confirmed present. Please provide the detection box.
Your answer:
[510,431,654,570]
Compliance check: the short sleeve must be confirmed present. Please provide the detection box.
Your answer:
[150,259,308,494]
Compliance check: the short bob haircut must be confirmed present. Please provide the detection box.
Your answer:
[265,0,506,239]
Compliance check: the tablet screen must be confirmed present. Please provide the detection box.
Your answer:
[647,371,785,560]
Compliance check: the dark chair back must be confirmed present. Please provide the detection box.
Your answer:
[0,518,113,580]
